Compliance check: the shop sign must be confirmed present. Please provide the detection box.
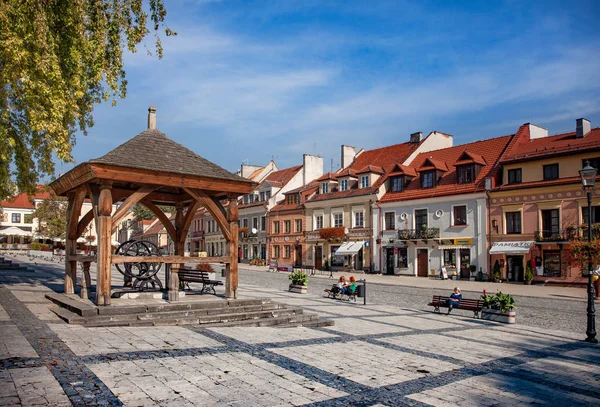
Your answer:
[454,238,472,245]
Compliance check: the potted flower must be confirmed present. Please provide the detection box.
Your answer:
[469,265,477,281]
[288,270,309,294]
[524,264,533,285]
[451,271,457,280]
[492,260,502,283]
[481,291,516,323]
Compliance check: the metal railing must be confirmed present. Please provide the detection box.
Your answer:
[534,227,600,242]
[397,228,440,240]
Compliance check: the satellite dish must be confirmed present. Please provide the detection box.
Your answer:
[251,228,257,234]
[344,228,349,234]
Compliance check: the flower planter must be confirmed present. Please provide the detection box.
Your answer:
[289,285,308,294]
[481,308,516,324]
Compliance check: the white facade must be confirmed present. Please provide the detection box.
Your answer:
[373,193,488,278]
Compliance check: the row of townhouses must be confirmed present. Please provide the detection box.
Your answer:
[2,118,599,285]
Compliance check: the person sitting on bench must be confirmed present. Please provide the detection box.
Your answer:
[342,276,357,296]
[326,276,346,297]
[446,287,462,314]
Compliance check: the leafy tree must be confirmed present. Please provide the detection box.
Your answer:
[31,190,67,241]
[0,0,175,201]
[132,203,174,222]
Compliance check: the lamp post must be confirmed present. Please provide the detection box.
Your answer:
[579,160,598,344]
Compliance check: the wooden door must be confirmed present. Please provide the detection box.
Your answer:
[386,249,395,275]
[295,245,302,267]
[417,249,428,277]
[315,246,323,270]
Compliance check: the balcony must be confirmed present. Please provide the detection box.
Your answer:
[535,226,600,243]
[397,228,440,240]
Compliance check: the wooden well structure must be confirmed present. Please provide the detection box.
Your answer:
[50,106,255,305]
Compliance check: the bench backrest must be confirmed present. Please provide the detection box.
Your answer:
[177,269,210,281]
[431,295,482,307]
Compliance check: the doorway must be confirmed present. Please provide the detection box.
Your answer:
[417,249,428,277]
[460,249,471,279]
[386,248,395,275]
[315,246,323,270]
[356,248,363,270]
[295,245,302,267]
[507,255,524,282]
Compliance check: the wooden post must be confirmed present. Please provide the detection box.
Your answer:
[80,261,91,300]
[169,204,185,301]
[226,199,239,299]
[96,183,113,305]
[65,189,85,295]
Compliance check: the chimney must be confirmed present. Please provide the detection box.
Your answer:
[410,132,422,144]
[148,105,157,129]
[341,145,356,169]
[527,123,548,140]
[576,118,591,138]
[302,154,324,185]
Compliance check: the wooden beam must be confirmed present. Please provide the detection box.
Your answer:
[76,210,95,239]
[67,188,86,240]
[96,183,113,306]
[111,185,157,233]
[183,188,232,242]
[140,199,177,241]
[90,164,255,195]
[111,255,229,264]
[50,164,95,196]
[179,200,202,244]
[65,191,84,295]
[66,254,97,262]
[226,198,239,299]
[111,187,188,205]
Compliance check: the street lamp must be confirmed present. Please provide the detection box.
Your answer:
[579,160,598,344]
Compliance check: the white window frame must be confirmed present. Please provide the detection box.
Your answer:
[353,211,364,228]
[322,182,329,194]
[331,208,344,228]
[451,204,468,226]
[360,175,369,189]
[413,208,428,229]
[340,179,348,191]
[384,211,396,230]
[314,211,324,230]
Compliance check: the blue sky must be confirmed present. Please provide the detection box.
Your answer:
[64,0,600,176]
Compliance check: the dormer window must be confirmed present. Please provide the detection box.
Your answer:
[340,179,348,191]
[391,177,404,192]
[260,191,265,201]
[421,171,434,189]
[457,165,474,184]
[243,195,249,204]
[265,190,271,200]
[360,175,370,188]
[322,182,329,194]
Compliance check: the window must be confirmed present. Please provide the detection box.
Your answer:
[249,194,254,203]
[360,175,369,189]
[421,171,434,189]
[333,213,343,227]
[295,219,303,232]
[457,165,474,184]
[340,179,348,191]
[265,190,271,200]
[242,218,248,228]
[384,212,395,230]
[506,212,522,234]
[541,209,559,238]
[287,194,299,205]
[396,248,408,268]
[315,215,323,230]
[284,245,291,258]
[582,206,600,224]
[415,209,427,230]
[260,191,265,201]
[443,249,457,267]
[543,251,561,277]
[273,245,280,258]
[11,213,21,223]
[284,220,291,233]
[584,158,600,170]
[273,221,280,234]
[453,205,467,226]
[260,216,266,231]
[252,217,258,230]
[243,195,249,204]
[508,169,522,184]
[330,246,344,266]
[543,164,559,180]
[354,211,364,228]
[391,177,403,192]
[24,214,33,224]
[243,245,249,259]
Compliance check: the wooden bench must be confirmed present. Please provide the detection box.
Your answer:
[428,295,483,318]
[323,285,360,302]
[176,269,223,294]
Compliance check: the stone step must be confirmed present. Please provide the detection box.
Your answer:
[96,298,273,316]
[137,303,286,321]
[199,313,322,328]
[277,319,336,328]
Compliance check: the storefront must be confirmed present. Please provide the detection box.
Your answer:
[438,238,473,279]
[382,243,409,275]
[489,241,534,282]
[334,241,365,270]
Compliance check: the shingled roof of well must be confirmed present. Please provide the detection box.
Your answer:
[89,129,251,183]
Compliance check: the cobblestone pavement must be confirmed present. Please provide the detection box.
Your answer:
[237,267,589,333]
[0,257,598,406]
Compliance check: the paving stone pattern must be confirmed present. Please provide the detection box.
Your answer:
[0,256,599,406]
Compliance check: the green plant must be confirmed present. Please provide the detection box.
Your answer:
[481,291,516,313]
[289,270,309,286]
[492,260,501,281]
[524,264,534,282]
[469,265,477,274]
[31,242,41,250]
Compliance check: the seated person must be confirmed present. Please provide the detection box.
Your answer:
[342,276,357,296]
[326,276,346,296]
[447,287,462,314]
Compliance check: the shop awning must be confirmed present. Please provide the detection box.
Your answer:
[489,241,534,255]
[335,241,364,255]
[0,227,32,237]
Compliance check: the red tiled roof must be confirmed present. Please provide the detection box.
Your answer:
[389,164,418,177]
[380,135,513,203]
[270,202,304,212]
[285,182,319,195]
[248,166,265,181]
[336,168,358,178]
[0,186,51,209]
[501,126,600,163]
[355,165,384,175]
[144,219,166,235]
[316,172,338,182]
[455,150,487,166]
[346,141,421,173]
[418,157,448,172]
[264,165,302,185]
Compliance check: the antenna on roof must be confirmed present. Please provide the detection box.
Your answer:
[330,158,333,173]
